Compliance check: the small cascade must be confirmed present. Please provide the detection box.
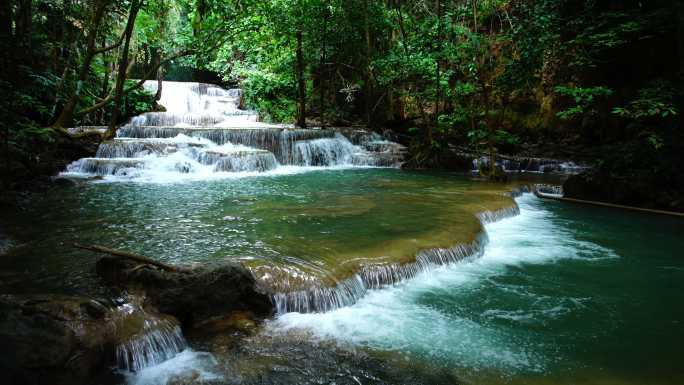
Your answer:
[112,300,188,373]
[273,276,368,314]
[472,155,589,175]
[67,158,146,176]
[208,150,278,172]
[264,203,521,314]
[62,81,406,180]
[116,319,187,372]
[293,133,359,166]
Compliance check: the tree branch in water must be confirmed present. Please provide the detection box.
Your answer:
[73,243,189,273]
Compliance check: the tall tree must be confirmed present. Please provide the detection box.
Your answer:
[105,0,143,139]
[52,0,110,128]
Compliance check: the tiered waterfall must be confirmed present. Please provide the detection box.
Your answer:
[64,81,405,179]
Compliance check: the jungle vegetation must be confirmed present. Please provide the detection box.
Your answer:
[1,0,682,189]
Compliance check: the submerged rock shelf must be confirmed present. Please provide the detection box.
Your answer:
[258,193,524,314]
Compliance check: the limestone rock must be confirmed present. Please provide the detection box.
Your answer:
[96,257,274,327]
[0,295,116,385]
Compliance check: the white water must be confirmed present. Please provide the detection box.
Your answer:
[122,349,221,385]
[116,322,186,373]
[271,194,619,374]
[62,81,405,182]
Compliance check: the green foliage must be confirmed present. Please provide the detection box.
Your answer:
[611,80,680,151]
[1,0,682,182]
[555,86,613,120]
[612,80,678,120]
[122,81,157,118]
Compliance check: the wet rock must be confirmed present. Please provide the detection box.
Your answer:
[167,370,201,385]
[51,177,77,187]
[0,293,188,385]
[96,257,273,328]
[2,129,100,195]
[0,226,13,257]
[0,295,118,385]
[193,328,462,385]
[402,148,473,171]
[193,311,259,335]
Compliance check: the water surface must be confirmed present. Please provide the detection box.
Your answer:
[1,169,513,295]
[2,170,682,385]
[275,193,684,384]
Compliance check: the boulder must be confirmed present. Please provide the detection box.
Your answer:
[0,293,187,385]
[0,295,117,385]
[96,257,273,328]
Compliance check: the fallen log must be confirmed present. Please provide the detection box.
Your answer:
[73,243,189,273]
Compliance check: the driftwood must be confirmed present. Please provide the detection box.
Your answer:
[73,243,189,273]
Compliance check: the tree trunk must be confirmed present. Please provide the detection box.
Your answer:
[319,1,328,128]
[296,29,307,128]
[435,0,442,120]
[53,0,107,128]
[153,1,167,103]
[105,0,142,140]
[363,0,372,127]
[152,47,163,102]
[96,36,110,125]
[0,0,12,188]
[77,50,193,117]
[472,0,478,31]
[0,0,10,43]
[395,0,409,57]
[481,81,496,179]
[155,61,164,102]
[15,0,32,65]
[678,1,684,128]
[0,0,13,78]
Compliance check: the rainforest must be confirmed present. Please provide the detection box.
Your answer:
[0,1,683,385]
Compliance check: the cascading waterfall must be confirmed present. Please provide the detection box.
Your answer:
[116,320,187,372]
[62,81,406,180]
[266,191,526,314]
[113,302,188,374]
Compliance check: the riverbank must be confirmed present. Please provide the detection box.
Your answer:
[0,128,101,211]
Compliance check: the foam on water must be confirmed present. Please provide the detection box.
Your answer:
[271,194,620,374]
[122,349,221,385]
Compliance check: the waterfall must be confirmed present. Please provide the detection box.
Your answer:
[263,202,523,314]
[112,301,188,374]
[116,319,187,372]
[62,81,406,180]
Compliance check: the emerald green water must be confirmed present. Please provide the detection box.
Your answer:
[2,169,682,385]
[276,191,684,385]
[1,169,512,294]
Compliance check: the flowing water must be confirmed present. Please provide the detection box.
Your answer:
[61,81,405,182]
[273,193,684,385]
[3,172,682,384]
[1,81,682,384]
